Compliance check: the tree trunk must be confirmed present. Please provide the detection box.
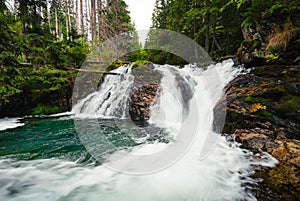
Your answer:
[80,0,84,36]
[193,1,199,59]
[86,0,90,39]
[212,12,222,52]
[65,0,69,39]
[47,1,51,32]
[90,0,97,43]
[13,0,17,20]
[205,0,210,53]
[54,1,59,37]
[73,0,78,31]
[97,0,102,40]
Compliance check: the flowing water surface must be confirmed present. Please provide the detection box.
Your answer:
[0,60,277,201]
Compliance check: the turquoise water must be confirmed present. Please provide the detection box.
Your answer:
[0,61,278,201]
[0,117,140,163]
[0,118,83,161]
[0,117,168,164]
[0,117,257,201]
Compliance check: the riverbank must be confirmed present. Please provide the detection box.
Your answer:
[214,64,300,200]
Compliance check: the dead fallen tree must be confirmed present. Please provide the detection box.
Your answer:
[67,68,120,75]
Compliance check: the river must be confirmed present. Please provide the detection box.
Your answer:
[0,60,277,201]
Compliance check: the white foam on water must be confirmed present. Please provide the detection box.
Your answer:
[0,60,277,201]
[72,65,134,119]
[0,118,25,131]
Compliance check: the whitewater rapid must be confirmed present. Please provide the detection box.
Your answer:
[0,118,24,131]
[0,60,278,201]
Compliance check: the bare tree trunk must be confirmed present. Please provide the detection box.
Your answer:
[73,0,78,31]
[97,0,102,40]
[86,0,90,39]
[90,0,97,43]
[13,0,17,20]
[205,0,210,53]
[80,0,84,36]
[212,12,222,52]
[47,1,51,32]
[193,1,199,59]
[65,0,69,39]
[54,2,59,37]
[68,1,71,32]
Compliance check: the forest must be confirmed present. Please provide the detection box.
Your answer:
[0,1,299,200]
[0,0,133,116]
[0,0,299,116]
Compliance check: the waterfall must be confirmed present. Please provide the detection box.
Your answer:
[0,60,278,201]
[72,65,134,118]
[69,59,275,201]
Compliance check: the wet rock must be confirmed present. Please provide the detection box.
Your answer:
[129,64,162,123]
[129,84,160,122]
[214,64,300,200]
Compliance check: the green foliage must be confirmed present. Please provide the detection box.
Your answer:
[0,0,135,117]
[28,66,71,94]
[150,0,245,62]
[0,4,87,115]
[132,60,151,69]
[150,0,300,63]
[32,104,60,115]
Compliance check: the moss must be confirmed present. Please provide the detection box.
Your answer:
[267,164,300,197]
[266,55,280,63]
[287,96,300,111]
[32,104,60,115]
[245,96,253,103]
[245,96,269,106]
[261,110,274,121]
[277,95,300,114]
[106,60,124,71]
[240,39,261,53]
[259,86,285,100]
[132,60,151,69]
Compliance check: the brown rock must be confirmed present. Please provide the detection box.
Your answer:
[214,64,300,200]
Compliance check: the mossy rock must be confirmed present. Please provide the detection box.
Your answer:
[245,96,270,106]
[132,60,152,69]
[240,39,261,51]
[259,85,286,100]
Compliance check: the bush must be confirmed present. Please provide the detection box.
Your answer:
[32,104,60,115]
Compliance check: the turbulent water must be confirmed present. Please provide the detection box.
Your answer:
[0,60,277,201]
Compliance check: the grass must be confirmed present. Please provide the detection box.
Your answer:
[267,23,300,52]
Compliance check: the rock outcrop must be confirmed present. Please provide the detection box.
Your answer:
[214,64,300,200]
[236,24,300,68]
[129,84,160,122]
[129,64,162,123]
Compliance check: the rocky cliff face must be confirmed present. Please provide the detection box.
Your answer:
[214,64,300,200]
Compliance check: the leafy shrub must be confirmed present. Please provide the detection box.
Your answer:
[32,104,60,115]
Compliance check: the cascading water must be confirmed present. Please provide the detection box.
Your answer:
[72,65,134,118]
[0,60,278,201]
